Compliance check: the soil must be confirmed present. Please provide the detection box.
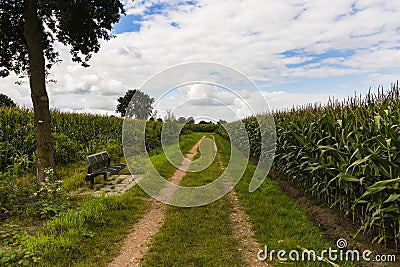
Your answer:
[107,197,167,267]
[269,170,398,267]
[227,189,273,267]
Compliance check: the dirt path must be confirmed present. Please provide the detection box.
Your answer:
[108,135,272,266]
[227,189,271,267]
[212,135,271,267]
[107,136,205,267]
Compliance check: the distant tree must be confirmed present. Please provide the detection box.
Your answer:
[187,117,195,124]
[218,119,227,124]
[0,0,125,181]
[157,118,163,123]
[177,116,187,124]
[0,93,16,107]
[164,110,176,122]
[199,120,214,124]
[116,89,154,119]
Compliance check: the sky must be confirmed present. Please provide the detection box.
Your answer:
[1,0,400,121]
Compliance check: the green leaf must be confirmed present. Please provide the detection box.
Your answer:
[355,199,368,204]
[360,186,386,198]
[369,177,400,189]
[384,194,400,203]
[374,115,381,129]
[346,155,372,172]
[339,173,360,183]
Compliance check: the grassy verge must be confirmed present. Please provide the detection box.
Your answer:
[56,160,88,193]
[214,134,354,267]
[142,135,244,267]
[23,187,147,267]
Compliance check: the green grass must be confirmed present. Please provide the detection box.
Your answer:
[1,131,358,266]
[214,134,354,267]
[55,160,88,192]
[142,135,244,267]
[187,136,216,173]
[19,186,147,267]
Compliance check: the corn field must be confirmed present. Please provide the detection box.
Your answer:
[0,108,124,174]
[0,108,196,175]
[274,84,400,248]
[219,83,400,248]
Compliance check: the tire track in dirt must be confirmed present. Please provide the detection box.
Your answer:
[107,136,206,267]
[212,135,272,267]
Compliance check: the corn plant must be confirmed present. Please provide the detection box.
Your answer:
[220,83,400,248]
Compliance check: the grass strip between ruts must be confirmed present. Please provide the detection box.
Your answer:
[142,135,245,267]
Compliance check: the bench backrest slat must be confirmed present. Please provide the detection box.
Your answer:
[87,155,100,173]
[95,154,106,170]
[100,152,111,168]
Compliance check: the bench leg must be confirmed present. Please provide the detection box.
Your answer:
[103,173,107,181]
[90,178,94,189]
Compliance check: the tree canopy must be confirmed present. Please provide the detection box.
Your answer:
[177,116,187,124]
[0,0,124,77]
[0,0,126,181]
[116,89,154,119]
[0,93,17,107]
[187,117,195,124]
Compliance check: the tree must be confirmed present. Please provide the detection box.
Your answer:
[0,93,17,107]
[218,119,227,124]
[187,117,195,124]
[116,89,154,119]
[0,0,125,181]
[177,116,187,124]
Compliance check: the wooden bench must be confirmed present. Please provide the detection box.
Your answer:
[85,151,126,188]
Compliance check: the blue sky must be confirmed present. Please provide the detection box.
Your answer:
[113,14,143,33]
[1,0,400,119]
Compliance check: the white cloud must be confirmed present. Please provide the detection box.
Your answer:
[1,0,399,118]
[263,91,348,111]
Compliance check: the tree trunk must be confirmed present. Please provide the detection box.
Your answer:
[23,0,54,182]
